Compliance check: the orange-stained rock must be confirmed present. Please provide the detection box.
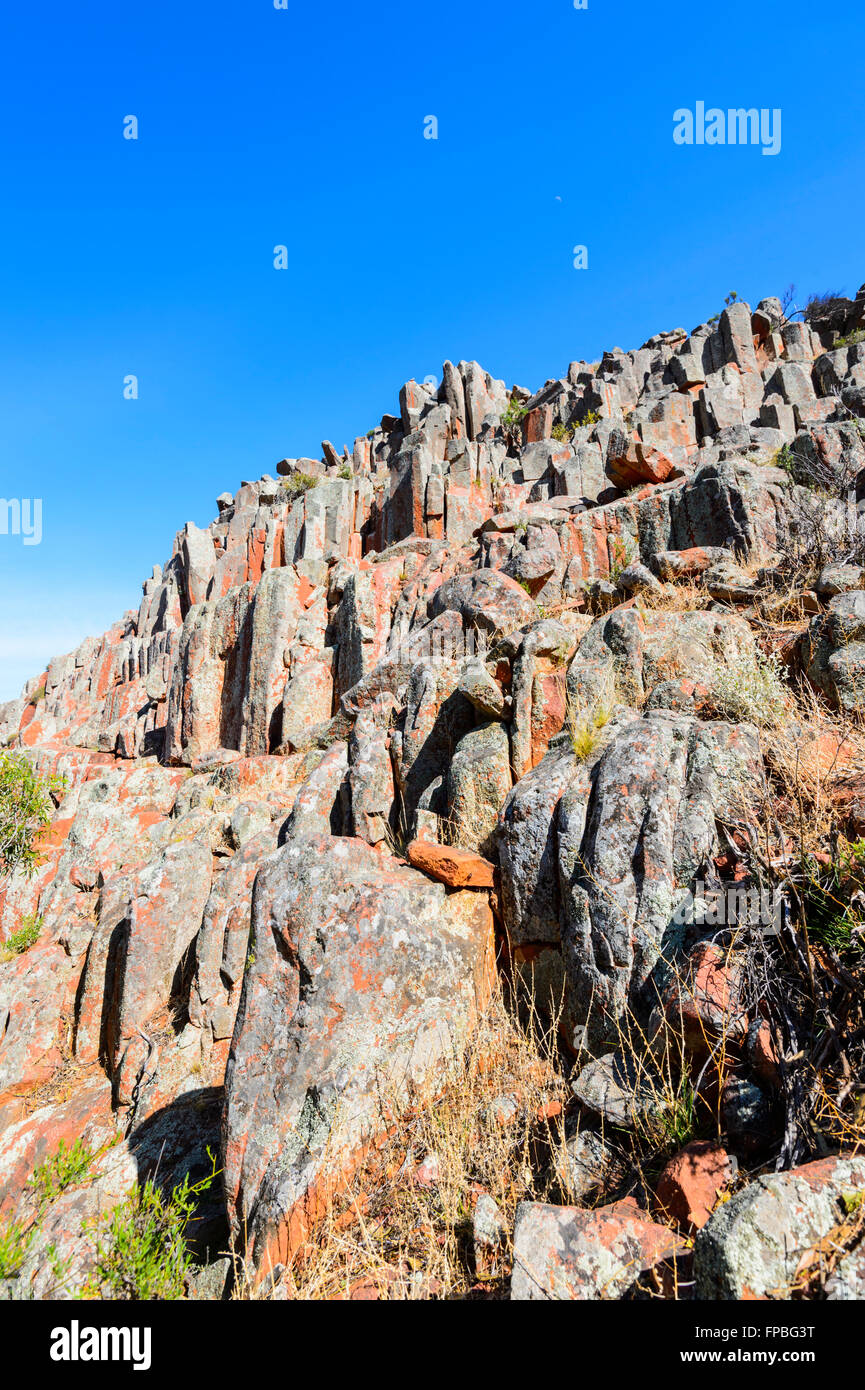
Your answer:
[662,940,747,1051]
[654,1140,737,1232]
[511,1195,687,1300]
[406,839,495,888]
[222,832,496,1277]
[748,1019,781,1088]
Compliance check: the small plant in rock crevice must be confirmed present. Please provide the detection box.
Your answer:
[0,1217,32,1279]
[1,911,43,960]
[0,754,65,881]
[707,648,793,728]
[282,472,318,498]
[84,1151,220,1301]
[28,1137,100,1207]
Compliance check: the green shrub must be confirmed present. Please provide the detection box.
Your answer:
[709,649,792,727]
[0,1218,31,1278]
[609,536,635,582]
[0,754,64,880]
[574,408,599,430]
[501,399,528,432]
[338,464,353,480]
[566,668,616,761]
[282,472,318,498]
[85,1154,219,1301]
[802,841,865,959]
[2,912,42,958]
[29,1138,98,1206]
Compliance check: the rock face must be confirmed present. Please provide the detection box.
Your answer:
[801,591,865,711]
[3,277,865,1299]
[567,607,756,709]
[560,713,762,1050]
[222,832,494,1271]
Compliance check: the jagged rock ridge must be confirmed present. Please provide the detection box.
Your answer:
[2,281,865,1298]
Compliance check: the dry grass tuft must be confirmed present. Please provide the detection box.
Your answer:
[232,988,573,1300]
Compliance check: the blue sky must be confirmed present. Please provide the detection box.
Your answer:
[1,0,863,700]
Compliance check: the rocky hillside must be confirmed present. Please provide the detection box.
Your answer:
[2,283,865,1300]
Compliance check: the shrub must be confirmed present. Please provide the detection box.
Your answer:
[567,670,616,760]
[0,1218,31,1278]
[801,841,865,959]
[0,754,64,880]
[282,472,318,498]
[501,399,528,433]
[85,1154,219,1301]
[804,291,847,320]
[708,648,792,728]
[574,408,599,430]
[29,1137,98,1206]
[338,464,353,480]
[1,912,42,959]
[609,536,635,583]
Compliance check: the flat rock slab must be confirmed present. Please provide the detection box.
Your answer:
[511,1196,684,1300]
[406,840,495,888]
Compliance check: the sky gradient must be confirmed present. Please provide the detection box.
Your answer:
[1,0,864,698]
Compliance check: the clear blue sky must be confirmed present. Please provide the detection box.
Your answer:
[1,0,863,700]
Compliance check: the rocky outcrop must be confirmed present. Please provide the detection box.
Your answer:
[3,278,865,1300]
[511,1197,686,1300]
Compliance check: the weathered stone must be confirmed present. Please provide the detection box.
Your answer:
[661,940,747,1050]
[721,1076,775,1154]
[498,744,579,946]
[802,591,865,712]
[222,834,495,1273]
[694,1156,865,1299]
[567,607,756,710]
[616,562,662,595]
[431,569,537,638]
[560,714,763,1051]
[511,1197,684,1300]
[446,720,512,856]
[457,660,506,718]
[406,840,495,888]
[549,1125,627,1204]
[815,563,865,597]
[348,711,394,845]
[110,841,213,1104]
[655,1141,737,1232]
[571,1051,667,1130]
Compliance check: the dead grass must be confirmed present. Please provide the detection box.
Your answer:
[636,581,713,615]
[566,665,618,760]
[230,988,573,1300]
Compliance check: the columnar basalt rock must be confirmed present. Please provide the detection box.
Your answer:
[222,833,495,1271]
[3,278,865,1297]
